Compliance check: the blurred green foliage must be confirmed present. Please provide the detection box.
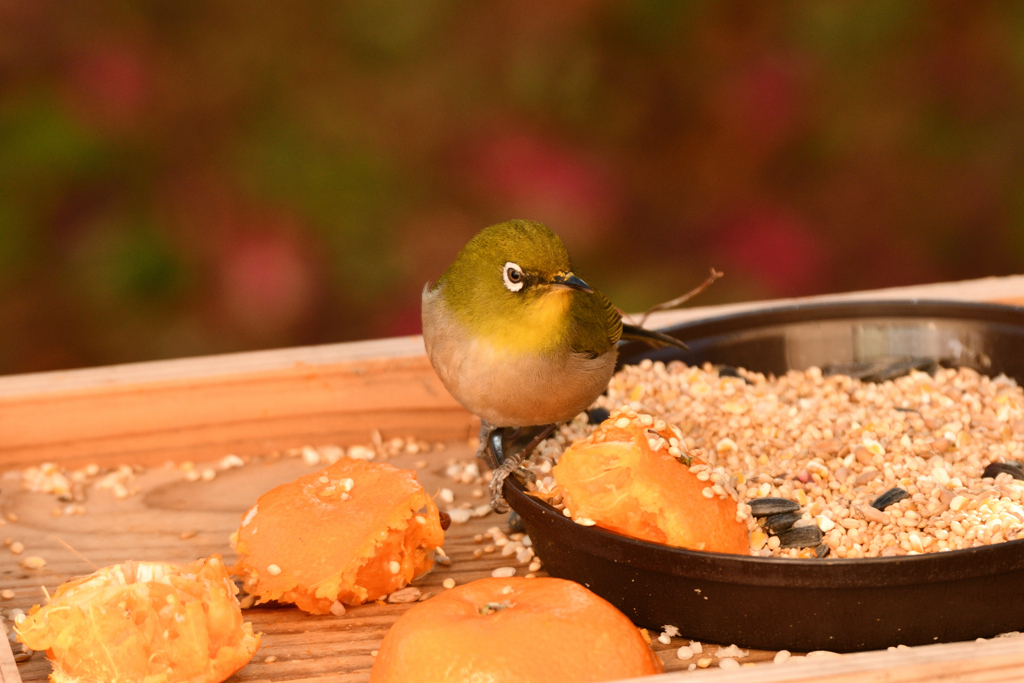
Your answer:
[1,0,1023,374]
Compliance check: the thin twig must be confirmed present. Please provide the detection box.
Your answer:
[638,268,723,326]
[50,534,98,570]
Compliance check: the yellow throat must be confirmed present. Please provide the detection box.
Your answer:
[475,287,572,356]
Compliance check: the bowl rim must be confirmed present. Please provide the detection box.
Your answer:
[506,298,1024,588]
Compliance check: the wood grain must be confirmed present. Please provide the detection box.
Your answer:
[0,631,18,683]
[0,352,475,471]
[0,445,777,683]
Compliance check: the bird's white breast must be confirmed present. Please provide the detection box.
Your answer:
[422,285,617,427]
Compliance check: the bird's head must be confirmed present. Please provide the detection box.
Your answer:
[434,220,594,350]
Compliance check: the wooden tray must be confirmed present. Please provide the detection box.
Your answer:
[2,275,1024,683]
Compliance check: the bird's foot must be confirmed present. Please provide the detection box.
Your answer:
[488,456,520,513]
[485,423,558,512]
[476,420,500,470]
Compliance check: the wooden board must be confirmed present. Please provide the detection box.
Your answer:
[2,274,1024,682]
[0,444,785,682]
[2,274,1024,472]
[0,343,475,471]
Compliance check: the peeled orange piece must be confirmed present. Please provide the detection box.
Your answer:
[16,556,259,683]
[370,577,663,683]
[553,407,749,554]
[231,458,444,614]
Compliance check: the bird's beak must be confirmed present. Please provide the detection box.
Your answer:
[550,272,593,293]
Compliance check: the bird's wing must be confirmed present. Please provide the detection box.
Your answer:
[565,284,623,357]
[621,323,688,351]
[596,289,623,346]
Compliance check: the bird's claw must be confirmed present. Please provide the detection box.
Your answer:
[488,463,515,513]
[480,423,558,512]
[486,427,517,511]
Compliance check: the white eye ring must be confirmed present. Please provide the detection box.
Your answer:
[503,262,524,292]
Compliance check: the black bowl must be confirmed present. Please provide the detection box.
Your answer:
[503,300,1024,652]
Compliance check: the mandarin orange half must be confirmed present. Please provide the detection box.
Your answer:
[552,407,749,554]
[231,457,444,614]
[370,577,664,683]
[16,556,259,683]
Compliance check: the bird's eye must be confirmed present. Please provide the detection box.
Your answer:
[503,262,524,292]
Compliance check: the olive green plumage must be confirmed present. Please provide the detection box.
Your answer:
[421,219,686,430]
[433,220,622,360]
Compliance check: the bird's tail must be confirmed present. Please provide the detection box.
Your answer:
[621,323,688,351]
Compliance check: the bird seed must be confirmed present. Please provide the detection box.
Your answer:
[525,361,1024,559]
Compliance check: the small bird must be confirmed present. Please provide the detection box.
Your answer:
[422,220,687,509]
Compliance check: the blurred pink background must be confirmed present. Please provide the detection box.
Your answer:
[1,2,1022,374]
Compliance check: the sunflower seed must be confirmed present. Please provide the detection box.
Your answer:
[749,498,800,517]
[762,512,802,535]
[777,525,823,549]
[871,487,910,510]
[982,461,1024,481]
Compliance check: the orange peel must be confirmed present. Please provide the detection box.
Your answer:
[553,407,748,554]
[16,555,259,683]
[231,458,444,614]
[370,577,663,682]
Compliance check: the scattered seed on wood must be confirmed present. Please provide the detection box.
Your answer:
[446,509,472,524]
[20,556,46,570]
[715,644,748,658]
[388,587,422,604]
